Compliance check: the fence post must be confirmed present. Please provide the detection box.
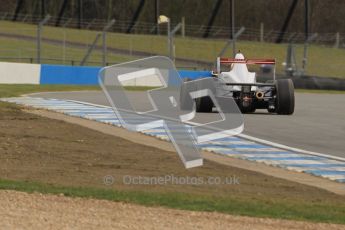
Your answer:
[102,19,116,66]
[1,12,8,20]
[181,17,185,38]
[230,0,235,57]
[86,18,95,30]
[302,33,317,75]
[260,22,264,42]
[334,32,340,49]
[218,27,245,58]
[80,33,102,66]
[170,22,182,62]
[37,14,51,64]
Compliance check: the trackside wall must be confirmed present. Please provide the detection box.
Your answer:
[0,62,212,85]
[0,62,40,84]
[40,64,212,85]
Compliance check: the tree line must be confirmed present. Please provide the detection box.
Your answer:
[0,0,344,34]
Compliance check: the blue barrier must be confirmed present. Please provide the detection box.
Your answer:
[40,64,211,85]
[178,70,212,80]
[40,65,101,85]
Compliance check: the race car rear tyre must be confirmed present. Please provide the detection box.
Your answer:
[240,106,256,113]
[196,96,213,113]
[275,79,295,115]
[267,108,276,113]
[180,77,214,113]
[179,78,193,110]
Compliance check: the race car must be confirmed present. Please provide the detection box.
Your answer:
[180,52,295,115]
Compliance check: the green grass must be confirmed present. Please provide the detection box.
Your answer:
[0,84,159,98]
[1,20,345,77]
[0,178,344,224]
[0,84,100,98]
[0,36,135,66]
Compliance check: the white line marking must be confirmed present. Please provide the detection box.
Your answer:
[238,133,345,163]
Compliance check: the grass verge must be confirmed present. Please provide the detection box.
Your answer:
[1,84,344,225]
[0,178,344,224]
[0,84,100,97]
[0,84,159,98]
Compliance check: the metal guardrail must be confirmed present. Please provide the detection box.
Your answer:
[0,56,344,90]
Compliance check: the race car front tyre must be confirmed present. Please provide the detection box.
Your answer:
[240,105,256,113]
[179,78,193,110]
[196,96,214,113]
[267,108,276,113]
[180,77,214,113]
[275,79,295,115]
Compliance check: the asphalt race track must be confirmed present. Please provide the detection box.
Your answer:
[30,91,345,158]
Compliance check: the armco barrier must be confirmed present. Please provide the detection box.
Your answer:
[40,65,101,85]
[2,62,343,90]
[40,64,212,85]
[0,62,40,84]
[0,62,212,85]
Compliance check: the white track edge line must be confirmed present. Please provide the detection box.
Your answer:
[238,133,345,163]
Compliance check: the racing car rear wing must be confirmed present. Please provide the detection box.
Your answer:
[216,57,276,74]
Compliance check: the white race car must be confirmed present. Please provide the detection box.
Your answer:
[181,52,295,115]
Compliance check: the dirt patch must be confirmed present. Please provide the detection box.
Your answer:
[0,102,345,209]
[24,107,345,196]
[1,189,344,230]
[25,109,345,195]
